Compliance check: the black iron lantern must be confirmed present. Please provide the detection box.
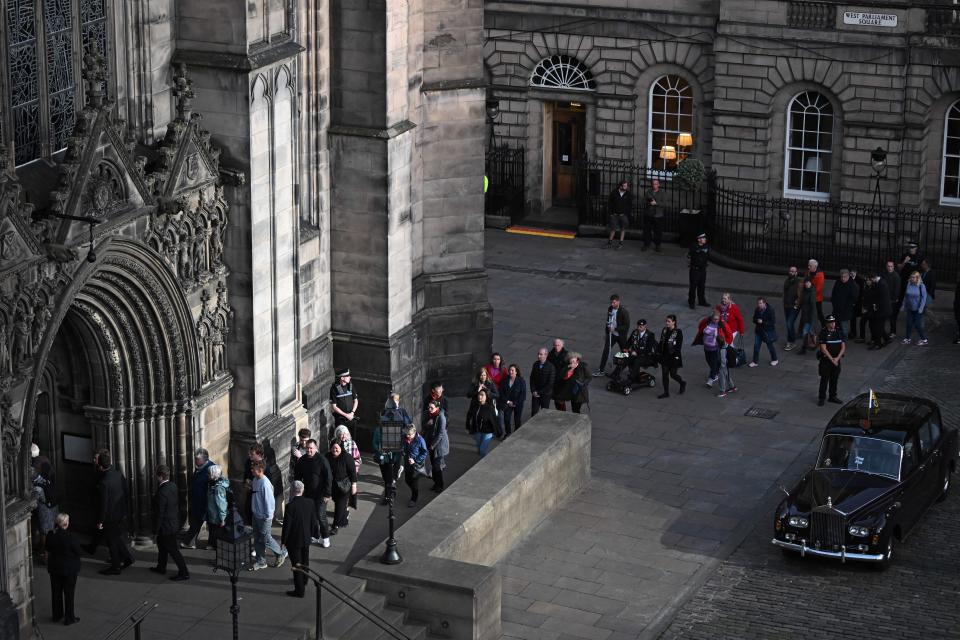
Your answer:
[215,505,252,640]
[377,415,406,565]
[871,146,887,176]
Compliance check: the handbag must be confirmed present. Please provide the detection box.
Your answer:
[335,476,352,494]
[413,461,430,478]
[730,335,747,368]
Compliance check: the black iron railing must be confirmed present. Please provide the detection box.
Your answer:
[293,565,411,640]
[708,187,960,281]
[485,146,525,223]
[101,601,158,640]
[576,157,708,235]
[925,4,960,35]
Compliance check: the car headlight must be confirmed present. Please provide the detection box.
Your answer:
[787,516,809,528]
[848,525,870,537]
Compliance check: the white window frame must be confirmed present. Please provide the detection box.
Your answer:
[647,75,694,175]
[940,100,960,206]
[529,55,595,92]
[783,91,833,202]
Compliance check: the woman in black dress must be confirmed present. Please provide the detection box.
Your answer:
[326,441,357,534]
[46,512,82,625]
[658,314,686,398]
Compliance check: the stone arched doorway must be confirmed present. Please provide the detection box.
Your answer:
[24,240,202,537]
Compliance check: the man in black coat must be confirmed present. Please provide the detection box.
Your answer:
[293,439,332,543]
[150,465,189,581]
[281,481,319,598]
[626,319,659,381]
[594,294,630,377]
[606,180,632,249]
[547,338,568,410]
[529,348,556,418]
[829,269,859,337]
[95,450,134,575]
[864,273,892,349]
[687,233,710,309]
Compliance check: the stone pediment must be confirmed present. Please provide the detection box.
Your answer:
[167,128,220,197]
[0,172,43,275]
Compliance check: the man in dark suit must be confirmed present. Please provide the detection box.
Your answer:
[293,439,332,544]
[529,347,556,418]
[46,512,82,625]
[150,465,189,581]
[281,481,319,598]
[95,449,134,575]
[594,293,630,377]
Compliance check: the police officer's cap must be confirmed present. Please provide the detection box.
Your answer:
[906,241,918,248]
[824,315,837,323]
[637,319,647,326]
[337,368,351,377]
[696,233,707,240]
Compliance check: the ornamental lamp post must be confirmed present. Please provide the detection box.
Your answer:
[214,504,253,640]
[871,146,887,208]
[377,416,405,565]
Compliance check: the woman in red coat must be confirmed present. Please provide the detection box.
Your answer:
[483,353,505,387]
[807,258,826,323]
[715,292,745,340]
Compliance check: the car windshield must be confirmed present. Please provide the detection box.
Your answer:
[816,435,903,479]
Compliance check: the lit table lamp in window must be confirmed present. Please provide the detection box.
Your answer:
[659,145,677,165]
[676,133,693,160]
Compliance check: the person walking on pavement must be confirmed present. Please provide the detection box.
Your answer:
[642,179,664,252]
[330,368,359,436]
[484,353,506,388]
[327,441,358,531]
[205,464,230,549]
[180,449,213,549]
[294,439,332,547]
[422,399,449,493]
[864,272,892,350]
[716,292,746,341]
[401,426,428,508]
[716,319,738,398]
[849,268,867,342]
[797,278,818,355]
[830,269,859,337]
[817,315,846,406]
[46,512,82,626]
[687,233,710,309]
[901,271,929,345]
[548,338,568,409]
[606,180,632,250]
[594,293,630,377]
[499,364,527,437]
[920,258,936,302]
[466,367,499,431]
[881,259,901,338]
[466,388,499,457]
[95,450,133,576]
[695,311,732,387]
[559,352,591,414]
[248,460,288,570]
[289,427,311,492]
[281,481,318,598]
[422,381,449,425]
[529,347,556,417]
[150,465,189,581]
[657,315,686,399]
[749,297,779,367]
[782,266,801,351]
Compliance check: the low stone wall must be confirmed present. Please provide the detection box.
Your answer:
[351,410,591,640]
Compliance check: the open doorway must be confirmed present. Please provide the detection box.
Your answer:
[541,101,585,226]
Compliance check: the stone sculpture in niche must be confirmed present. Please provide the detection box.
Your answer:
[32,305,51,351]
[0,325,10,376]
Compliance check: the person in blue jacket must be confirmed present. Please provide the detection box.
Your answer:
[181,449,213,549]
[401,425,428,508]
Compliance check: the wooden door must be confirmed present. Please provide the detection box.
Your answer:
[552,106,585,205]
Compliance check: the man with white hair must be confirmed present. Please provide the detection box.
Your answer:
[281,481,320,598]
[807,258,825,324]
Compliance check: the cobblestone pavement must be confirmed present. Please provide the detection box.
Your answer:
[660,319,960,640]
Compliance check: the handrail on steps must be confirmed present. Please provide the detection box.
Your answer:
[101,601,159,640]
[292,564,412,640]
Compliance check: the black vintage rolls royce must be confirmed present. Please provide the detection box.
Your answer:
[772,393,958,566]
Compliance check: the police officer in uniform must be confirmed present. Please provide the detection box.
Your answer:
[817,315,846,406]
[687,233,710,309]
[329,369,359,437]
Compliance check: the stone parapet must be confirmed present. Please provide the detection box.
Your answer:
[352,410,591,640]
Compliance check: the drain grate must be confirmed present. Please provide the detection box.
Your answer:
[745,406,779,419]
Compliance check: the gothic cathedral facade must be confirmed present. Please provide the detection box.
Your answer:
[0,0,490,632]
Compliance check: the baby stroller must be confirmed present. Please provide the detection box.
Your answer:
[606,351,657,395]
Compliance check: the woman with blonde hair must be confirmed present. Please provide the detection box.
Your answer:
[46,512,82,625]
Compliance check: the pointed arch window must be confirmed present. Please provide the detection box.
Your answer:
[648,75,694,172]
[784,91,834,200]
[941,100,960,205]
[5,0,109,165]
[530,55,596,92]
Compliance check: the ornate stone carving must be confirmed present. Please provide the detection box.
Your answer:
[1,394,18,495]
[82,161,126,218]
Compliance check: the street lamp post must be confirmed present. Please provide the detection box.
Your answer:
[214,504,253,640]
[378,418,404,565]
[486,100,501,151]
[871,146,887,208]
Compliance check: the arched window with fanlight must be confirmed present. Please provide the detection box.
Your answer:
[784,91,834,200]
[648,75,694,172]
[530,55,596,92]
[5,0,109,166]
[941,100,960,206]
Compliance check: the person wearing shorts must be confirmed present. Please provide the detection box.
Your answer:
[606,180,631,249]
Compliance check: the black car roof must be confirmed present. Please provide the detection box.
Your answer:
[824,392,937,443]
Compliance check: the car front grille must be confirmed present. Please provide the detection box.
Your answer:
[811,510,845,548]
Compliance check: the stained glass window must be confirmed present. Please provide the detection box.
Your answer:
[4,0,109,165]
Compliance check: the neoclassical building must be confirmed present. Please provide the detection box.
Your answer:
[484,0,960,216]
[0,0,489,633]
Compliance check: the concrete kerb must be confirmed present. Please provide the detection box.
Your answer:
[351,411,591,640]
